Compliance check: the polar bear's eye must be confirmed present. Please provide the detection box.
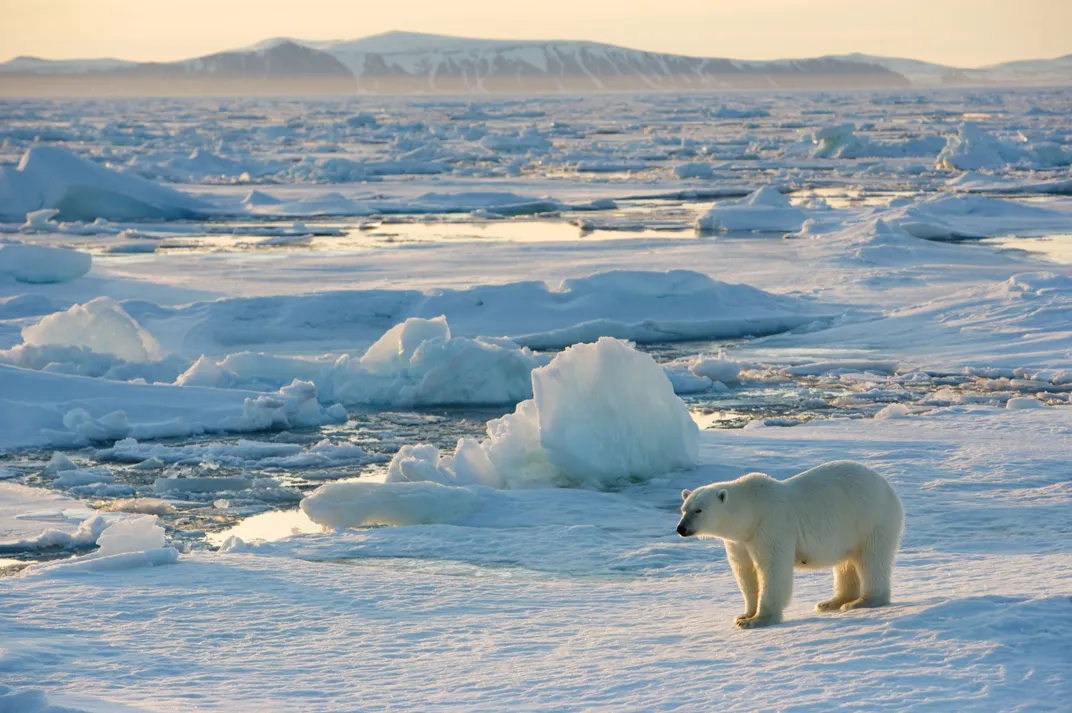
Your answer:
[693,509,702,514]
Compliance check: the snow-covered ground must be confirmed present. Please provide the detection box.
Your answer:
[1,89,1071,712]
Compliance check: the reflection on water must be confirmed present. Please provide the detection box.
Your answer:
[0,557,36,576]
[76,216,695,256]
[352,219,677,244]
[53,186,935,257]
[982,234,1072,264]
[74,189,920,256]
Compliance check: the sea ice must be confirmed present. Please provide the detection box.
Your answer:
[0,146,210,222]
[936,122,1071,171]
[806,123,944,159]
[695,186,806,233]
[875,403,912,419]
[175,316,550,407]
[0,243,91,284]
[301,480,484,528]
[0,364,347,450]
[2,88,1072,713]
[689,356,742,383]
[383,337,699,491]
[94,514,168,557]
[884,194,1071,240]
[21,297,161,362]
[1005,397,1046,409]
[21,515,179,575]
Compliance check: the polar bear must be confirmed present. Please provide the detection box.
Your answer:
[677,461,904,629]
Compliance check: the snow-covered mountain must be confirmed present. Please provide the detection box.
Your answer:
[826,54,957,86]
[828,51,1072,87]
[172,41,352,78]
[968,54,1072,85]
[1,31,1069,95]
[0,41,356,96]
[0,56,136,75]
[308,32,910,92]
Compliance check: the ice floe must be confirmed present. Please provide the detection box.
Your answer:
[383,337,695,491]
[696,187,807,233]
[0,243,91,284]
[0,146,210,222]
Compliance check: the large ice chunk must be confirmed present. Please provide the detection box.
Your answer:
[883,194,1070,241]
[300,480,483,528]
[299,339,699,529]
[94,514,168,557]
[385,337,699,490]
[358,315,451,374]
[532,337,699,482]
[20,515,179,575]
[808,123,943,159]
[0,243,91,284]
[0,145,210,222]
[695,186,806,233]
[22,297,161,362]
[176,316,550,407]
[936,122,1071,171]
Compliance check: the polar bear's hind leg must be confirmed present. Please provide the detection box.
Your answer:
[817,562,860,612]
[840,528,897,610]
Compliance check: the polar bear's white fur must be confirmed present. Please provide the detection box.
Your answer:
[677,460,904,629]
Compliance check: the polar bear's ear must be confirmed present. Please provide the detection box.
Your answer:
[681,489,692,501]
[717,489,727,503]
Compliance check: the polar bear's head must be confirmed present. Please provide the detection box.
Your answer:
[676,481,754,540]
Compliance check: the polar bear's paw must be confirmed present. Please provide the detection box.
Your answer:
[734,612,757,625]
[736,614,779,629]
[816,598,853,612]
[840,595,889,611]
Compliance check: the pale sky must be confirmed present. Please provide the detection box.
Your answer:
[1,0,1070,67]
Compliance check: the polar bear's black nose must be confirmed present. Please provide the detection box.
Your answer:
[676,523,690,537]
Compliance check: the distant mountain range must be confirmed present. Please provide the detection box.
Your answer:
[1,31,1070,96]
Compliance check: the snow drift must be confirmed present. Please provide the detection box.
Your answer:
[124,269,831,356]
[882,194,1071,240]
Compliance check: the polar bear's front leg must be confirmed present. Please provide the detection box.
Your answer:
[739,543,793,629]
[725,541,758,624]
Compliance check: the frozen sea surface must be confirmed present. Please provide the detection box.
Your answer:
[1,89,1072,711]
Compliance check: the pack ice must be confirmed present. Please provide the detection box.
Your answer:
[1,86,1072,713]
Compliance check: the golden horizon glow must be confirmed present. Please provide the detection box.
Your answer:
[0,0,1070,68]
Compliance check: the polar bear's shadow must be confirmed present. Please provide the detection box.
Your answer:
[772,601,917,631]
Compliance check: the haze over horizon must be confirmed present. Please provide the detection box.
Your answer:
[2,0,1070,68]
